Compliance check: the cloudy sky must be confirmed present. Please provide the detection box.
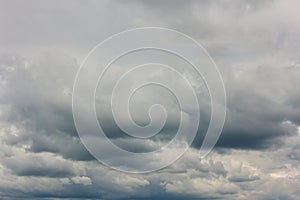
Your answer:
[0,0,300,199]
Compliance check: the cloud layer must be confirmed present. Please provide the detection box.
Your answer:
[0,0,300,199]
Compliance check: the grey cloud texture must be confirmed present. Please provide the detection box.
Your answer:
[0,0,300,199]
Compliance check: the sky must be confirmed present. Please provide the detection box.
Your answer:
[0,0,300,199]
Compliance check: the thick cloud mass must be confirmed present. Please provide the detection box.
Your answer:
[0,0,300,199]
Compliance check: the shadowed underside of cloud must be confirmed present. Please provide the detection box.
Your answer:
[0,52,299,155]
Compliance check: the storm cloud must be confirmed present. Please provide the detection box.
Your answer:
[0,0,300,199]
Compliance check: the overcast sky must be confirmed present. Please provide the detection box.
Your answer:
[0,0,300,199]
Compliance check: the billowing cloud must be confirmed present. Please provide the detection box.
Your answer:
[0,0,300,199]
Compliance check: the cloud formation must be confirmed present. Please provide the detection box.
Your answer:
[0,0,300,199]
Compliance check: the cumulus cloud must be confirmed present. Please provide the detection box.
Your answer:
[0,0,300,199]
[1,137,299,200]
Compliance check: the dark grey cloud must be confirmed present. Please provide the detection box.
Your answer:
[216,64,300,149]
[0,0,300,199]
[3,154,75,178]
[0,53,94,161]
[29,134,94,161]
[1,50,298,157]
